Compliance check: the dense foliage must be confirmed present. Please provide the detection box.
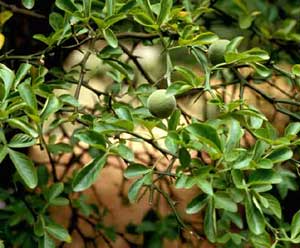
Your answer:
[1,0,300,247]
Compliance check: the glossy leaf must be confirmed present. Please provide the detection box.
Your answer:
[18,80,38,111]
[245,194,265,235]
[8,149,37,189]
[178,147,190,168]
[55,0,78,13]
[0,145,8,163]
[291,210,300,239]
[74,130,106,149]
[106,0,115,17]
[214,192,238,212]
[9,133,36,148]
[186,123,222,151]
[45,182,64,202]
[124,164,151,178]
[262,193,282,219]
[0,64,15,99]
[73,154,107,192]
[116,143,134,162]
[292,64,300,77]
[248,169,282,185]
[7,119,38,138]
[204,198,216,242]
[45,222,71,243]
[285,122,300,136]
[0,11,13,26]
[157,0,172,25]
[14,63,32,88]
[22,0,35,9]
[186,194,209,214]
[266,147,293,163]
[103,28,118,48]
[39,233,55,248]
[40,95,61,121]
[128,177,145,203]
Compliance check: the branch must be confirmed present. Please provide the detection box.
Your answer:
[74,38,96,107]
[120,43,156,85]
[0,1,46,19]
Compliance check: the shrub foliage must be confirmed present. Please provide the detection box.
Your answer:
[1,0,300,247]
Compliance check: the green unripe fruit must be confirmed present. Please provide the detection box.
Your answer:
[208,39,230,65]
[147,89,176,118]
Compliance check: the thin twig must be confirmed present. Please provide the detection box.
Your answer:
[120,43,156,85]
[0,1,46,19]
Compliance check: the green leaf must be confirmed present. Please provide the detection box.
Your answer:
[291,210,300,239]
[133,12,157,28]
[256,159,273,169]
[0,10,13,26]
[9,133,35,148]
[285,122,300,136]
[45,222,71,243]
[115,107,133,121]
[50,197,69,206]
[128,177,145,203]
[55,0,78,14]
[214,192,238,212]
[197,179,213,195]
[186,123,222,151]
[18,80,38,111]
[248,169,281,185]
[168,109,181,131]
[186,194,209,214]
[72,154,107,192]
[0,64,15,100]
[59,94,80,107]
[137,0,154,20]
[40,95,61,121]
[14,63,32,89]
[157,0,172,25]
[266,147,293,163]
[0,145,8,163]
[250,231,271,248]
[83,0,92,17]
[106,0,115,17]
[103,28,118,48]
[225,119,244,152]
[104,14,127,29]
[262,193,282,219]
[226,36,244,52]
[239,14,254,29]
[7,118,38,138]
[178,147,191,168]
[34,215,44,237]
[74,130,106,150]
[116,143,134,162]
[292,64,300,77]
[49,12,64,31]
[22,0,35,9]
[204,198,216,242]
[48,143,73,155]
[252,63,271,77]
[45,182,64,202]
[124,163,151,178]
[245,194,265,235]
[105,59,134,80]
[39,233,55,248]
[180,32,218,46]
[232,150,253,169]
[8,149,37,189]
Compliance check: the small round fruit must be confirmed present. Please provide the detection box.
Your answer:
[147,89,176,118]
[208,39,230,65]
